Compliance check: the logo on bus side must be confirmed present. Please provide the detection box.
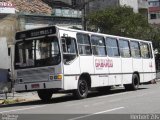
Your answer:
[95,59,113,69]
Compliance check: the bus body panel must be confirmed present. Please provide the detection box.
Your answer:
[93,56,109,87]
[151,45,156,80]
[79,56,94,75]
[132,58,143,83]
[142,59,153,83]
[63,58,80,90]
[121,58,133,84]
[108,57,122,86]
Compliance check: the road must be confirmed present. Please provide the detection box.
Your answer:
[0,82,160,120]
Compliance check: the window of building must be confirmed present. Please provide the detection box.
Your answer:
[119,39,131,58]
[140,42,150,58]
[130,41,141,58]
[157,13,160,18]
[149,1,160,7]
[106,37,119,57]
[150,14,157,19]
[77,33,92,55]
[91,35,106,56]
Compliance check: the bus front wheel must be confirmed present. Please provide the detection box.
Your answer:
[37,89,53,102]
[124,74,139,91]
[74,79,89,99]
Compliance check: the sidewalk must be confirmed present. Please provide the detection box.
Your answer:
[0,92,67,105]
[0,92,39,104]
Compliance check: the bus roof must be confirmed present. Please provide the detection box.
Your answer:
[16,25,152,43]
[57,26,152,43]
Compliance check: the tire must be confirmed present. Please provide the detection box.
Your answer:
[37,89,53,102]
[74,79,89,99]
[124,74,139,91]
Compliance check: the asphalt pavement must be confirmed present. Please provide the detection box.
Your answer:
[0,82,160,120]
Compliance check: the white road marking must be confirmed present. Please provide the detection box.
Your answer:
[68,107,125,120]
[0,105,46,114]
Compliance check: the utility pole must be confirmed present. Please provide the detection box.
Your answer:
[82,0,87,30]
[76,0,94,30]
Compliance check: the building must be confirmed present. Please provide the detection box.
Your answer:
[85,0,148,16]
[0,0,82,44]
[43,0,82,28]
[148,0,160,24]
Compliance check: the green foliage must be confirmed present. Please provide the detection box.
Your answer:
[87,6,160,52]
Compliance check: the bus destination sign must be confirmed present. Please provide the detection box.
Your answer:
[16,26,56,40]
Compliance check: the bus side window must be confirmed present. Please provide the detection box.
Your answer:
[119,39,131,58]
[61,37,77,63]
[130,41,141,58]
[140,42,150,59]
[77,33,92,55]
[91,35,106,56]
[61,37,76,54]
[149,43,153,58]
[106,37,119,57]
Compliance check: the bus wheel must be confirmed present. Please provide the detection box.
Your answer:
[37,90,53,102]
[124,74,139,91]
[75,79,89,99]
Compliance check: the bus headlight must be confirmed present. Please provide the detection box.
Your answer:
[57,74,62,80]
[53,74,63,80]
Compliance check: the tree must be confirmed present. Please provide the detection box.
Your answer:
[87,6,160,52]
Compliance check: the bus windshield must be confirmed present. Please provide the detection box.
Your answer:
[15,36,61,69]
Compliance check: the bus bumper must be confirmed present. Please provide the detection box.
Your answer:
[14,81,62,92]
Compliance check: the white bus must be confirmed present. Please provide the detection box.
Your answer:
[14,26,156,101]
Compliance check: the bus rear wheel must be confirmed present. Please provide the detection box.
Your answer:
[124,74,139,91]
[74,79,89,99]
[37,89,53,102]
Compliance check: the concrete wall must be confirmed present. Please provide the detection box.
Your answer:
[0,15,19,45]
